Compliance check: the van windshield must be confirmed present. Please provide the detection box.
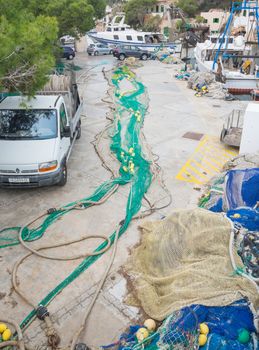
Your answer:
[0,109,57,140]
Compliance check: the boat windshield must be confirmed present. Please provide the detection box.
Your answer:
[0,109,57,140]
[144,34,165,43]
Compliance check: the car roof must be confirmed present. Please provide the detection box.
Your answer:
[0,95,60,110]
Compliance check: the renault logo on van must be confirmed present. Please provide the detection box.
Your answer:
[16,168,20,173]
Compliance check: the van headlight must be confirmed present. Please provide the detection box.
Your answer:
[39,161,58,173]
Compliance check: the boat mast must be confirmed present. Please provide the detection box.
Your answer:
[212,0,259,70]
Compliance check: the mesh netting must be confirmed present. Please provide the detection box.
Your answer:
[199,167,259,282]
[103,299,257,350]
[0,65,153,329]
[102,308,199,350]
[124,208,258,321]
[154,309,199,350]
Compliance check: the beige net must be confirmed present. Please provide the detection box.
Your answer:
[125,208,258,320]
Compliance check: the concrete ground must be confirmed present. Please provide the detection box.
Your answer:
[0,53,248,349]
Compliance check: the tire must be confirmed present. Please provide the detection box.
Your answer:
[57,162,67,186]
[94,51,99,56]
[68,54,74,60]
[109,50,113,55]
[88,53,92,56]
[141,53,148,61]
[76,120,81,140]
[119,53,126,61]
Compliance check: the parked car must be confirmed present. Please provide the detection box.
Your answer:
[87,43,113,56]
[113,45,151,61]
[62,46,75,60]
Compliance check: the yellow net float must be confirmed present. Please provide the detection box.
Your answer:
[144,319,156,332]
[0,323,7,333]
[136,327,149,342]
[199,334,207,346]
[200,323,209,335]
[2,328,12,341]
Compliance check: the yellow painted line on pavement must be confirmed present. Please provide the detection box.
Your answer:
[176,135,238,184]
[190,159,214,175]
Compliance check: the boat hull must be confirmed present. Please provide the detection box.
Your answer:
[194,49,259,92]
[87,34,182,53]
[225,77,259,92]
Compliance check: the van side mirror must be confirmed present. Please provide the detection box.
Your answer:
[61,125,71,138]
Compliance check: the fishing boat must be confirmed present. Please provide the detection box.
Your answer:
[194,1,259,93]
[87,13,182,53]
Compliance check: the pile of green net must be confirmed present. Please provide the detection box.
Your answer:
[0,65,152,329]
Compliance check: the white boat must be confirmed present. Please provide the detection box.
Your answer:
[88,13,182,53]
[194,1,259,93]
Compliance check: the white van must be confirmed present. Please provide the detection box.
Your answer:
[0,78,83,188]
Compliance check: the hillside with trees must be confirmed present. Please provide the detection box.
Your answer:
[0,0,106,94]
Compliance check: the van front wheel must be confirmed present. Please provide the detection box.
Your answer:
[58,163,67,186]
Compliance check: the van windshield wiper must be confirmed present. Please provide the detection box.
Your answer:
[0,135,20,140]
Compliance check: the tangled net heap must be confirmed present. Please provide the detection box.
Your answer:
[124,209,258,321]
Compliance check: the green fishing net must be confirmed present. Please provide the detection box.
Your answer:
[0,65,153,329]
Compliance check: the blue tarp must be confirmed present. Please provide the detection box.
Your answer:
[102,300,257,350]
[225,168,259,210]
[227,207,259,231]
[208,168,259,231]
[159,302,256,349]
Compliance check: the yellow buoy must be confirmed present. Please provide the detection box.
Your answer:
[144,319,156,332]
[2,328,12,341]
[136,328,149,341]
[233,213,241,218]
[200,323,209,335]
[199,334,207,346]
[0,323,7,333]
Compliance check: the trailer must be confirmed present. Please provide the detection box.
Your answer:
[220,108,245,148]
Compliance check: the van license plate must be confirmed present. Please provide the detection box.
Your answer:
[9,178,30,183]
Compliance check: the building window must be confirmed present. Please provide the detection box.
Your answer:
[204,19,208,23]
[156,5,159,13]
[137,36,144,41]
[161,5,164,13]
[126,35,132,41]
[150,7,154,13]
[213,18,219,23]
[114,35,119,40]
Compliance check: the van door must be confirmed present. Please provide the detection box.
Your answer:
[59,103,70,163]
